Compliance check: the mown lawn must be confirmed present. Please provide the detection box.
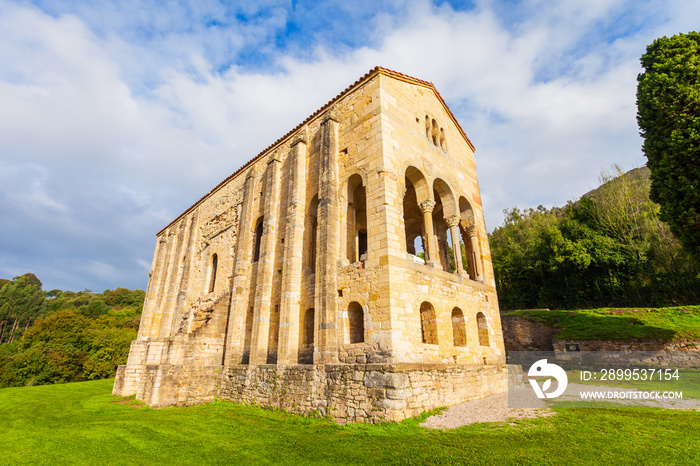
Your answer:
[511,306,700,340]
[1,379,699,465]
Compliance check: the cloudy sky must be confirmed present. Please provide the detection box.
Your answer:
[1,0,697,292]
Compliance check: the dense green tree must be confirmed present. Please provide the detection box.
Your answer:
[490,167,700,310]
[637,32,700,260]
[0,274,46,344]
[0,276,143,388]
[0,307,139,387]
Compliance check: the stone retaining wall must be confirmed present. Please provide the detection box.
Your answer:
[500,314,555,351]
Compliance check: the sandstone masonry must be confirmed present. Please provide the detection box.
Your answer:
[114,67,508,423]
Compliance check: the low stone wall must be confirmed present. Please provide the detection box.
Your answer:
[554,339,700,368]
[553,339,700,352]
[500,313,555,351]
[217,363,508,423]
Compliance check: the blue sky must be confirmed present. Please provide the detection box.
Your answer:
[1,0,697,292]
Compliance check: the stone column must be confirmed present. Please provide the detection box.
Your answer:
[315,108,340,364]
[249,152,283,365]
[418,199,440,269]
[347,201,356,262]
[445,214,465,276]
[159,219,188,338]
[463,222,481,280]
[149,229,178,337]
[223,167,258,366]
[278,131,307,365]
[137,237,165,341]
[170,212,198,335]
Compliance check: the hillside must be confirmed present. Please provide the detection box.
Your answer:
[509,305,700,341]
[489,166,700,310]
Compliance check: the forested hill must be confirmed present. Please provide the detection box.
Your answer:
[0,275,143,388]
[489,166,700,311]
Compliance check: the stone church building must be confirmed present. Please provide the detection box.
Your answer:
[113,67,507,423]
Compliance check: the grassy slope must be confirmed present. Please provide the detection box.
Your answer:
[1,379,699,465]
[510,306,700,340]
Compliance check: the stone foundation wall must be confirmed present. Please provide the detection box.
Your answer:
[217,363,508,423]
[136,364,221,408]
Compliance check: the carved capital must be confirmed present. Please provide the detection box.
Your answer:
[245,165,258,180]
[445,214,461,228]
[291,127,308,147]
[321,106,340,124]
[465,224,477,237]
[268,150,282,164]
[418,199,436,214]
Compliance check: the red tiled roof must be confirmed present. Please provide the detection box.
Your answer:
[158,66,475,235]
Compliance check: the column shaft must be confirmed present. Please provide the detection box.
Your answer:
[446,215,464,275]
[149,230,177,337]
[419,200,440,268]
[314,110,340,364]
[470,234,481,279]
[223,169,258,365]
[160,219,188,337]
[249,153,283,365]
[137,237,165,340]
[278,134,307,365]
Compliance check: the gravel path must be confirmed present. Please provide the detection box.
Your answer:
[421,382,700,430]
[420,390,554,430]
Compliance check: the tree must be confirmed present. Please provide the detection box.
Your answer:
[0,274,46,344]
[637,32,700,260]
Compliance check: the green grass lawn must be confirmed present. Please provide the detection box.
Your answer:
[511,306,700,340]
[1,379,699,465]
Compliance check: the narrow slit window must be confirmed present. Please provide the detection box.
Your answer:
[209,253,218,293]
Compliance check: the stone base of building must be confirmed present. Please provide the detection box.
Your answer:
[114,362,510,423]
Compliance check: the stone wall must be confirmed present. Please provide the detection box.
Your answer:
[217,363,508,424]
[552,338,700,352]
[500,313,556,351]
[136,364,221,408]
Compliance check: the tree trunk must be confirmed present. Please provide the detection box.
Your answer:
[21,320,30,341]
[8,318,19,344]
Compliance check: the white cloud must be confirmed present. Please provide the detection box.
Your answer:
[0,0,696,290]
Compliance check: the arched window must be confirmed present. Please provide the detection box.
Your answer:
[404,166,429,260]
[305,196,319,272]
[298,307,315,364]
[208,253,218,293]
[431,119,439,146]
[253,218,264,263]
[451,307,466,347]
[420,302,438,345]
[347,175,368,262]
[348,302,364,344]
[303,308,315,346]
[477,312,490,347]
